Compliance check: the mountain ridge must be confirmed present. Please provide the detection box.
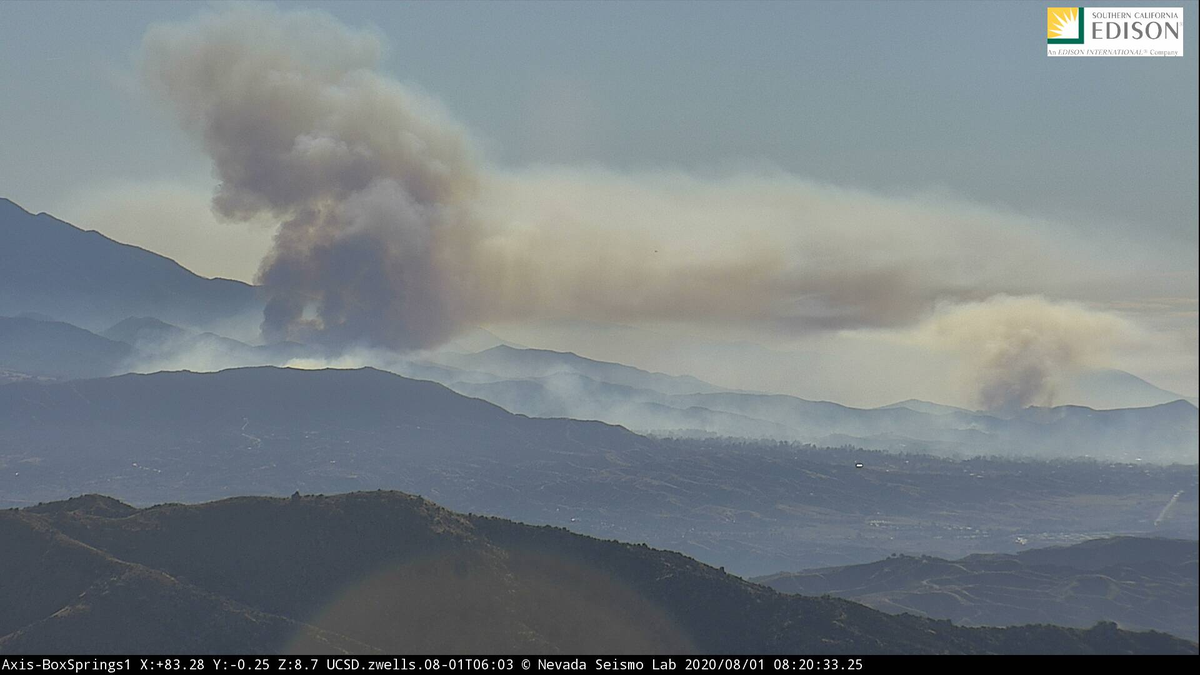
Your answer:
[0,197,258,331]
[427,350,1197,463]
[755,536,1199,640]
[0,315,134,379]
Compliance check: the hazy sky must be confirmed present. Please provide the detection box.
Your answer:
[0,0,1196,404]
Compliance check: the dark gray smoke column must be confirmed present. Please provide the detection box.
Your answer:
[142,5,483,350]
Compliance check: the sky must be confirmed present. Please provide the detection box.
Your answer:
[0,0,1196,405]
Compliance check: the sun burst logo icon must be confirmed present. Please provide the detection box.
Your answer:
[1047,7,1085,43]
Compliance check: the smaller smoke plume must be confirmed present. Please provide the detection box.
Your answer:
[921,295,1136,412]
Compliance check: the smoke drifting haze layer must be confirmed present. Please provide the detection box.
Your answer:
[137,4,1194,411]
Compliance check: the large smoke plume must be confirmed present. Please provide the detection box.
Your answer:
[140,2,1142,401]
[142,7,482,348]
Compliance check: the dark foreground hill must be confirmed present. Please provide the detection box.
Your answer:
[756,537,1199,640]
[1,366,1196,576]
[0,492,1194,654]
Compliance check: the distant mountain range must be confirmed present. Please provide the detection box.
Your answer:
[421,346,1197,464]
[2,196,1195,463]
[0,197,258,332]
[879,399,977,416]
[1,366,1195,574]
[433,345,725,396]
[756,536,1199,641]
[1,491,1193,654]
[1,310,1196,463]
[1,315,133,379]
[0,313,309,380]
[1059,369,1198,409]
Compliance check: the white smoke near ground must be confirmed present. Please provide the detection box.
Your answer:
[916,295,1139,412]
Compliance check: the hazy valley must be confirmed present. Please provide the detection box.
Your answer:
[1,365,1196,578]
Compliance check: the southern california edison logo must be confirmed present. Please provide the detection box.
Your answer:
[1048,7,1085,43]
[1047,6,1183,56]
